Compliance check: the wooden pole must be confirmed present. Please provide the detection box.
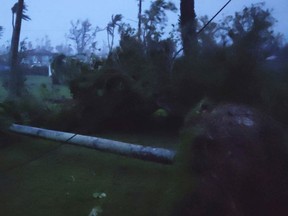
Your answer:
[9,124,176,164]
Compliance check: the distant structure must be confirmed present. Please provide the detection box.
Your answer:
[20,49,55,76]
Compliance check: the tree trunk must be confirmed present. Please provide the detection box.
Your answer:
[137,0,143,41]
[10,0,24,97]
[180,0,198,57]
[9,124,176,164]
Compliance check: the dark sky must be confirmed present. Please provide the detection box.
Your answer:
[1,0,287,49]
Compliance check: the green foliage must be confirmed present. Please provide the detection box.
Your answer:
[1,91,67,129]
[216,3,283,105]
[116,35,159,98]
[0,102,13,132]
[222,3,279,53]
[24,75,71,100]
[197,16,219,49]
[5,2,288,133]
[11,2,31,23]
[171,2,284,114]
[0,74,73,131]
[71,2,287,131]
[142,0,177,42]
[171,47,228,114]
[51,54,82,85]
[8,65,27,97]
[69,67,157,132]
[2,96,48,125]
[257,51,288,124]
[65,3,181,132]
[106,14,123,52]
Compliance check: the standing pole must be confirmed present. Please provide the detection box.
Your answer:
[137,0,143,41]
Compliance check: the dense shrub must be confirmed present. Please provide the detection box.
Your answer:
[51,54,83,84]
[257,49,288,124]
[45,3,288,132]
[69,68,158,132]
[66,33,183,133]
[0,102,12,132]
[1,95,59,127]
[174,103,288,216]
[170,47,228,115]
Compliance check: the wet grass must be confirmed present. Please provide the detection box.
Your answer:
[0,75,71,101]
[0,133,180,216]
[24,75,71,100]
[0,75,185,215]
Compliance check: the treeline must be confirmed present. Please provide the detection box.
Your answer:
[48,3,288,133]
[1,2,288,134]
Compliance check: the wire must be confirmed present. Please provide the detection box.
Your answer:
[173,0,232,59]
[197,0,232,35]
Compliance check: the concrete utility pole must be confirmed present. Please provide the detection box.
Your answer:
[10,124,176,164]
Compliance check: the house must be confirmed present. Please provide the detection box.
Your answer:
[20,49,55,76]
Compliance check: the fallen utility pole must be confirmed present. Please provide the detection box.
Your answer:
[9,124,176,164]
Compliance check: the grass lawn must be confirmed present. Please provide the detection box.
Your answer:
[0,75,186,215]
[25,75,71,100]
[0,133,181,216]
[0,75,71,101]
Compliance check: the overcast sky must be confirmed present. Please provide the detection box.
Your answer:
[1,0,287,50]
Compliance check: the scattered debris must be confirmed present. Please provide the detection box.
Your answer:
[92,192,107,199]
[88,206,102,216]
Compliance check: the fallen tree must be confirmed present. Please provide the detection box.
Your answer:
[9,124,176,164]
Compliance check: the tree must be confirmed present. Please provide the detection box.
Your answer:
[10,0,30,97]
[0,26,3,40]
[214,3,283,105]
[106,14,123,53]
[113,0,178,97]
[142,0,177,45]
[11,1,30,29]
[180,0,198,57]
[68,19,101,54]
[137,0,143,41]
[115,0,178,54]
[196,16,219,49]
[221,3,281,59]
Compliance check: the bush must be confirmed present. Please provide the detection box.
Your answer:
[51,54,82,85]
[0,102,13,132]
[170,48,228,116]
[2,95,59,127]
[69,68,157,133]
[175,103,288,215]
